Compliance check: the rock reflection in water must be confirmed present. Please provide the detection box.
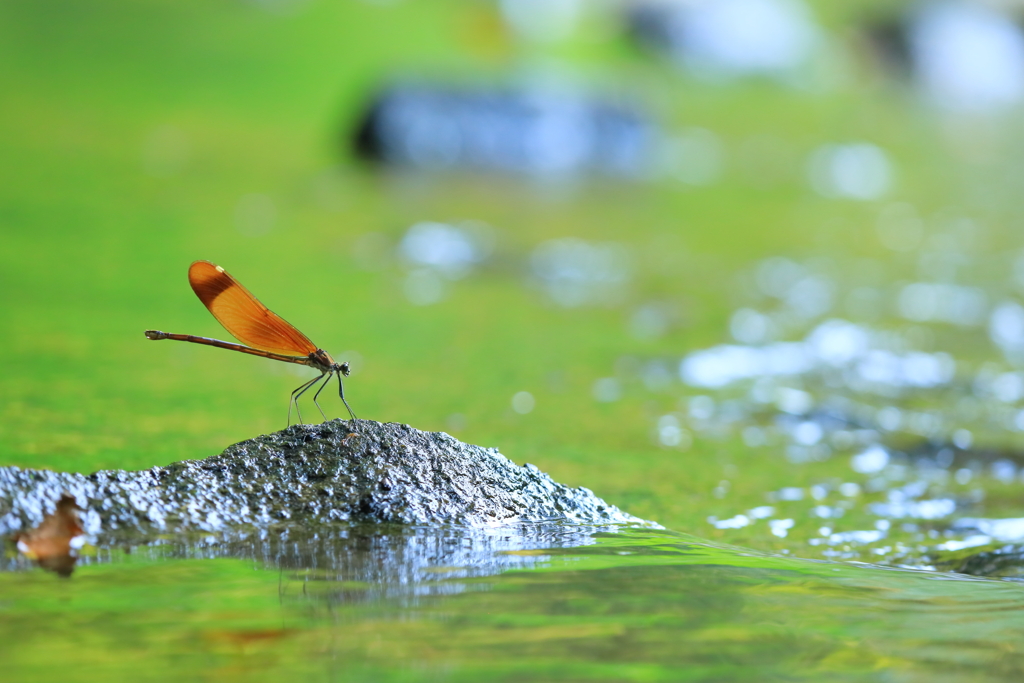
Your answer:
[66,522,621,602]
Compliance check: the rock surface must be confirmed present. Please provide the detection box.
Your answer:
[0,419,653,539]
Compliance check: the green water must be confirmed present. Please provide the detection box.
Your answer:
[5,526,1024,682]
[5,0,1024,679]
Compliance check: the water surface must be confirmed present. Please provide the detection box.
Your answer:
[4,524,1024,682]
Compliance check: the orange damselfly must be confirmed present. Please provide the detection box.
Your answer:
[145,260,356,424]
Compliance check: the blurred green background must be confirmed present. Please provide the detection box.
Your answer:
[5,0,1024,557]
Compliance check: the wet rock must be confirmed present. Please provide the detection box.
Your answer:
[0,419,653,540]
[936,545,1024,580]
[353,83,656,180]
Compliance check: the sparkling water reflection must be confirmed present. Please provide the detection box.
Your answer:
[612,235,1024,568]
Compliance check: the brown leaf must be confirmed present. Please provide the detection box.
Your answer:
[13,494,84,577]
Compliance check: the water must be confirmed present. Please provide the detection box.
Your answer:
[604,234,1024,569]
[4,524,1024,682]
[8,1,1024,678]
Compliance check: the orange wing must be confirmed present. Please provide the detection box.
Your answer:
[188,260,318,357]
